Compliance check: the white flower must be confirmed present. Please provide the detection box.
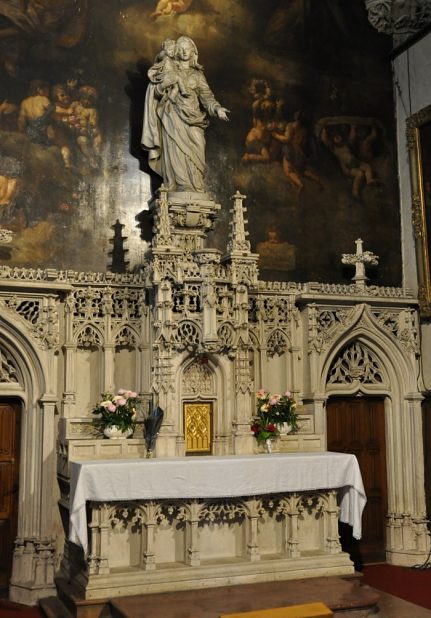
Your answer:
[100,400,112,408]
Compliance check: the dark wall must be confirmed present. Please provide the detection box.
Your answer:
[0,0,401,284]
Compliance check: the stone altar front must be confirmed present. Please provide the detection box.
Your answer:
[65,452,365,601]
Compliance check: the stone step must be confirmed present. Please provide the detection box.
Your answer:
[110,576,379,618]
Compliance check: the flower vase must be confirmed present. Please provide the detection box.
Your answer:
[281,423,292,434]
[103,425,133,439]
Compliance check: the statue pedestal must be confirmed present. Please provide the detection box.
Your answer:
[149,190,221,252]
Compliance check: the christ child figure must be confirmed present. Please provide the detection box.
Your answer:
[148,38,189,102]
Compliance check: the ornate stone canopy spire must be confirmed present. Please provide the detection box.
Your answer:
[226,191,251,254]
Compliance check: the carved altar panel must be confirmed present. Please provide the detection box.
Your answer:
[182,359,215,397]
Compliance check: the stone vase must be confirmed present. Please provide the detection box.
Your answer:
[103,425,133,439]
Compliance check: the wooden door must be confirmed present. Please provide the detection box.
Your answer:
[0,401,21,591]
[327,397,387,566]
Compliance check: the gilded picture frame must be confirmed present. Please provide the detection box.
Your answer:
[407,104,431,318]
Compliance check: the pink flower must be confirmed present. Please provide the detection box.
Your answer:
[118,398,127,406]
[107,404,117,412]
[284,390,292,398]
[256,389,267,398]
[117,388,126,395]
[130,391,137,398]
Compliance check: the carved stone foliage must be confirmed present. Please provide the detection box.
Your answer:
[2,296,59,350]
[217,322,235,351]
[173,320,202,352]
[115,326,138,348]
[328,341,385,385]
[69,287,144,325]
[182,359,214,396]
[373,309,419,353]
[267,329,288,357]
[308,305,353,354]
[198,500,248,524]
[76,325,103,349]
[172,284,201,316]
[0,348,21,383]
[248,296,293,325]
[366,0,431,35]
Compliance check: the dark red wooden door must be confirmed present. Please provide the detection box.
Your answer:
[0,401,21,590]
[327,397,387,564]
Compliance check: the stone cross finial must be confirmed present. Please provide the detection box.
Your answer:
[341,239,379,291]
[226,190,251,254]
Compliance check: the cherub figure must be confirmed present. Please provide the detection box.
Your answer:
[148,39,189,102]
[71,85,102,168]
[150,0,194,21]
[317,119,379,199]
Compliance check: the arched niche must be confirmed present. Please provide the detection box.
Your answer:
[113,325,140,391]
[75,325,103,414]
[265,328,291,394]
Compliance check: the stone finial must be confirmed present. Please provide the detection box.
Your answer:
[342,239,379,290]
[226,191,251,254]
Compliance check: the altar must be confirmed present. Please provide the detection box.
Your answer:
[65,452,366,601]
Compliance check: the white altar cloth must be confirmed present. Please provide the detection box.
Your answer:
[69,452,366,553]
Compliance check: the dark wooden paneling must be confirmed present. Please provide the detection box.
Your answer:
[327,397,387,565]
[0,401,21,590]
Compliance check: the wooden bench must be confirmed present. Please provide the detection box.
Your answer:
[220,601,333,618]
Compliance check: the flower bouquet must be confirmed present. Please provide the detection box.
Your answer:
[251,389,299,449]
[92,389,140,438]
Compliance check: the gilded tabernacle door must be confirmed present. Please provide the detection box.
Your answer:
[184,402,212,455]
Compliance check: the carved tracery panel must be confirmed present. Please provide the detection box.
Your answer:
[182,359,215,396]
[0,348,21,384]
[327,341,384,385]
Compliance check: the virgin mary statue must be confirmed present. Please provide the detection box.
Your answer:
[141,36,229,194]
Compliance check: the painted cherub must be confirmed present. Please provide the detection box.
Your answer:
[150,0,194,20]
[71,85,102,168]
[148,38,189,102]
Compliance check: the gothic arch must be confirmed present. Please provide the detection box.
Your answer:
[113,324,140,348]
[320,305,416,398]
[0,315,56,602]
[172,351,232,454]
[74,323,104,348]
[0,316,47,401]
[316,305,426,560]
[266,328,290,358]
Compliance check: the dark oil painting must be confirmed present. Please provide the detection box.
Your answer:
[0,0,401,285]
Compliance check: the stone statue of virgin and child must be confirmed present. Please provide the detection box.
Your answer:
[141,36,229,196]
